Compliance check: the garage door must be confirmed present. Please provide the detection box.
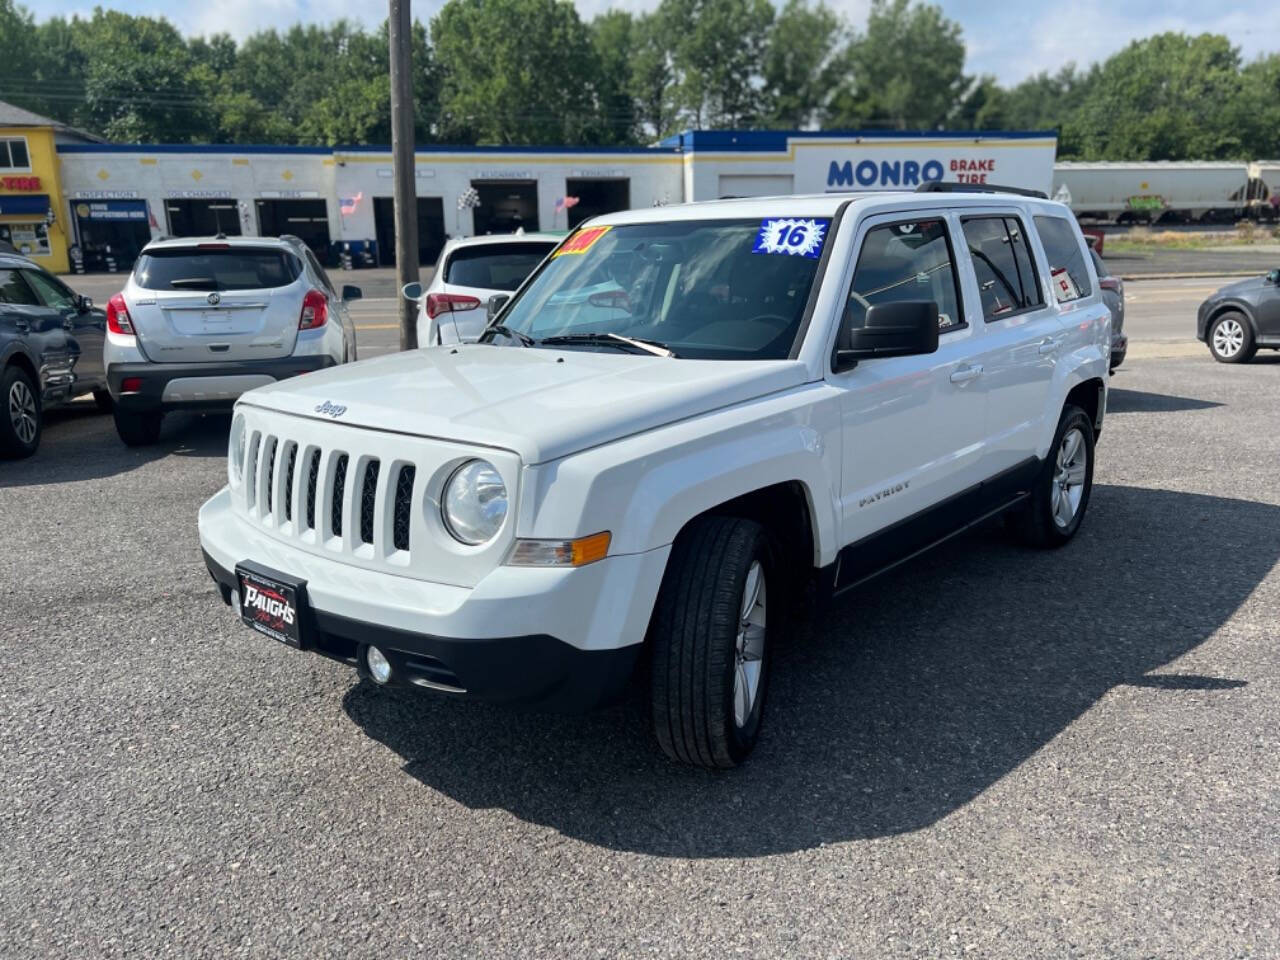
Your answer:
[718,175,794,199]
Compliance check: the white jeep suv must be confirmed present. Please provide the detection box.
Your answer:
[105,235,359,446]
[198,189,1110,768]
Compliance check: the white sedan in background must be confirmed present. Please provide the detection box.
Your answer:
[406,233,560,345]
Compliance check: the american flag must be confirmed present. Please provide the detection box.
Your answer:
[554,196,580,213]
[457,187,480,211]
[340,192,362,215]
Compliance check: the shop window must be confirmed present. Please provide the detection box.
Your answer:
[0,137,31,170]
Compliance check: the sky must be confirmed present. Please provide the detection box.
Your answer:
[33,0,1279,86]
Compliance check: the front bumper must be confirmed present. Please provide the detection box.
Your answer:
[198,488,667,710]
[108,355,336,413]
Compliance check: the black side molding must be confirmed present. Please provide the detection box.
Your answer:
[833,457,1040,594]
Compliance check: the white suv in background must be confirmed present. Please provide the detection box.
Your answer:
[407,233,559,345]
[104,235,360,445]
[199,189,1110,768]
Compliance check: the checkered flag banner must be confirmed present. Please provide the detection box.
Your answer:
[457,187,480,211]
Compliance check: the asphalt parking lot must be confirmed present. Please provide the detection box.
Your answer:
[2,279,1278,957]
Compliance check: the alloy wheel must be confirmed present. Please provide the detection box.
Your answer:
[1051,427,1087,529]
[733,560,767,728]
[1212,318,1245,359]
[8,380,37,445]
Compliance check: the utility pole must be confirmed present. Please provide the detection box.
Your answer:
[389,0,419,350]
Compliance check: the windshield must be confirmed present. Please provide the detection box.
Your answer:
[444,242,556,291]
[134,247,302,292]
[494,218,830,360]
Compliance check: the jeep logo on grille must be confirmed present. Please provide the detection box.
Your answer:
[315,400,347,419]
[206,292,221,306]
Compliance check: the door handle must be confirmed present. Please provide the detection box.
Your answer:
[949,364,983,384]
[63,317,75,331]
[1038,337,1061,355]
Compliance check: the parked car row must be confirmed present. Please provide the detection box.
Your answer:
[5,221,1278,461]
[2,235,362,458]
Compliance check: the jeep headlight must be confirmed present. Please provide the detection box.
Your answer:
[441,459,508,545]
[228,412,246,486]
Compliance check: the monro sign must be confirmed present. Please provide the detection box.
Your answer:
[793,137,1057,196]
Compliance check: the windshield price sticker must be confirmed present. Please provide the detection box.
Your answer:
[752,218,829,259]
[554,225,612,257]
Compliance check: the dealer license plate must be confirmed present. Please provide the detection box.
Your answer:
[236,562,308,649]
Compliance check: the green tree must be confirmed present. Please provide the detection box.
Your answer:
[629,12,679,138]
[591,11,640,143]
[75,10,216,142]
[660,0,775,129]
[825,0,967,129]
[1239,54,1280,160]
[760,0,843,128]
[1064,33,1250,160]
[432,0,602,145]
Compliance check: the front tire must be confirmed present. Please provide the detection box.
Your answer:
[1207,311,1256,363]
[649,516,774,768]
[114,408,163,446]
[1,365,41,459]
[1012,404,1095,548]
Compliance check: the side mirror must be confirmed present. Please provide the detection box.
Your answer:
[835,300,940,370]
[487,294,511,321]
[1266,269,1280,285]
[401,281,424,300]
[77,294,94,313]
[341,284,362,302]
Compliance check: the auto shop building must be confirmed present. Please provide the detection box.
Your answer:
[52,130,1057,271]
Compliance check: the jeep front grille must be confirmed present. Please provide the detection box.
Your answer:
[393,465,415,551]
[243,432,420,559]
[331,454,348,537]
[359,459,380,545]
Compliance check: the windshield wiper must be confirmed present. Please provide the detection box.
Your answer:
[480,323,535,347]
[169,277,220,290]
[537,332,676,357]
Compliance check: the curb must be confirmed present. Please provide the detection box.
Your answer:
[1119,270,1261,282]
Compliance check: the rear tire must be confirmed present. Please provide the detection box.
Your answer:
[114,408,163,446]
[1,364,41,459]
[1207,311,1256,363]
[93,389,113,413]
[649,516,774,768]
[1012,404,1094,548]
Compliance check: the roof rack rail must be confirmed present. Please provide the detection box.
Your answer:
[278,233,303,245]
[915,182,1048,199]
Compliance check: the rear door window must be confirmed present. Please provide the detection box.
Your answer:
[1034,215,1092,302]
[133,247,302,292]
[961,217,1043,320]
[0,268,39,305]
[844,218,964,333]
[445,242,557,291]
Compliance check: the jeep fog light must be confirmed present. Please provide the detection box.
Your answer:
[366,645,392,684]
[508,531,611,567]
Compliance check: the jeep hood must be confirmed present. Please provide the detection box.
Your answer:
[240,344,808,464]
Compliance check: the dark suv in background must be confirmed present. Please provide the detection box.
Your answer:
[0,252,109,458]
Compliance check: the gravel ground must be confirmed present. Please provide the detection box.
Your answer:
[1,354,1278,958]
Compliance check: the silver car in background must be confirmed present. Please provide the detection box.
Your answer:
[407,233,559,345]
[1091,249,1127,371]
[104,235,360,445]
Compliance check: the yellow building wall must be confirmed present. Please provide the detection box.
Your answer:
[0,125,70,273]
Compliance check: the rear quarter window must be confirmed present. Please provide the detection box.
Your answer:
[1034,216,1092,301]
[134,247,302,292]
[445,243,556,291]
